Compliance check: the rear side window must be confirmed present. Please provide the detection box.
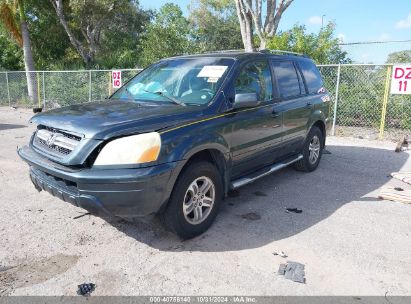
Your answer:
[299,60,324,94]
[235,61,273,102]
[272,61,301,99]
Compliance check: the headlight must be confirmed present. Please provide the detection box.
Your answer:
[93,132,161,166]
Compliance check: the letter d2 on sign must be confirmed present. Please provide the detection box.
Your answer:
[112,70,122,89]
[391,65,411,94]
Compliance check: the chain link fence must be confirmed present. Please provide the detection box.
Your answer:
[0,69,142,109]
[1,65,410,140]
[319,64,411,141]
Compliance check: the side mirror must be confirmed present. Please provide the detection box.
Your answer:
[233,93,260,109]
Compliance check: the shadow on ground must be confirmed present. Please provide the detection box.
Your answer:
[0,123,27,131]
[107,145,408,252]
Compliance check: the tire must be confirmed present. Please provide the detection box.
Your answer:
[160,161,223,239]
[294,126,324,172]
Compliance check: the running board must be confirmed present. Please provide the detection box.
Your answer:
[230,154,303,189]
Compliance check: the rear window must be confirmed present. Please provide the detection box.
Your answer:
[298,60,323,94]
[272,61,301,98]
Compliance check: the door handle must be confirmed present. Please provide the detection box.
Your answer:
[306,102,313,109]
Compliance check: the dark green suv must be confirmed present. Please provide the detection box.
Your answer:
[18,50,331,238]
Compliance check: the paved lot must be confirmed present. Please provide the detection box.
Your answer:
[0,107,410,296]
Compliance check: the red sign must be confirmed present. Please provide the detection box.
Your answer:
[112,70,122,89]
[391,65,411,94]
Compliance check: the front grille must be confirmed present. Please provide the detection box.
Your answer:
[33,126,82,157]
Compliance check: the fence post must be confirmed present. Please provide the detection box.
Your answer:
[108,71,112,96]
[89,70,92,102]
[5,72,11,107]
[42,72,46,108]
[331,64,341,136]
[379,66,392,140]
[36,72,41,108]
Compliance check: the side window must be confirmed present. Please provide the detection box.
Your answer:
[299,60,324,94]
[235,61,273,102]
[272,61,301,99]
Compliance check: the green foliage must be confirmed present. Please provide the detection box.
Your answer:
[0,29,23,70]
[267,22,351,64]
[189,0,243,52]
[138,3,196,67]
[60,0,151,68]
[386,50,411,64]
[25,0,79,69]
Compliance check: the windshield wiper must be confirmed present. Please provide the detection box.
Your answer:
[141,89,186,106]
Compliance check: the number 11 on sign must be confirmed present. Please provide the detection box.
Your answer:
[399,80,408,92]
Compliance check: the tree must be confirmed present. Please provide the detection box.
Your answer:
[0,0,38,102]
[234,0,294,51]
[189,0,243,52]
[267,22,351,64]
[139,3,194,67]
[0,28,23,70]
[25,0,77,69]
[50,0,149,68]
[386,50,411,64]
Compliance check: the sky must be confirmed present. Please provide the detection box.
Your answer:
[139,0,411,63]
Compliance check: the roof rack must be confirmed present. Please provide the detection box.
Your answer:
[259,49,307,57]
[201,49,245,54]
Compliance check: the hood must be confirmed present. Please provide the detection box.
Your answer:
[30,100,205,139]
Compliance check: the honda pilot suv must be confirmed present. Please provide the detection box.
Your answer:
[18,51,331,238]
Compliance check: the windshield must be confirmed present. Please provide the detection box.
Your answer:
[111,57,234,106]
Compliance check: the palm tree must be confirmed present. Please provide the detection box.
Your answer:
[0,0,38,104]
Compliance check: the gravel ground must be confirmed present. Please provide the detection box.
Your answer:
[335,125,410,142]
[0,106,411,296]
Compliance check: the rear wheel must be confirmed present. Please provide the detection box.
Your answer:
[161,161,223,239]
[294,126,324,172]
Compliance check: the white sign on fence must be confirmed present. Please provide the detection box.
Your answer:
[391,65,411,94]
[112,70,122,88]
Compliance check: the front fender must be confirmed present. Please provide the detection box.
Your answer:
[159,122,230,163]
[156,124,232,210]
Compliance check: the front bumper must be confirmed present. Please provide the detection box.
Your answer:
[18,145,182,218]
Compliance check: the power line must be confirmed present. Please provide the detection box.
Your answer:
[339,39,411,46]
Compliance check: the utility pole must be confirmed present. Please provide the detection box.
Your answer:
[321,15,326,29]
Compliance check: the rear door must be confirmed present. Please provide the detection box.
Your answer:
[271,60,312,155]
[228,60,283,178]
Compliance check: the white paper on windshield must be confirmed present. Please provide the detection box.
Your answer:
[197,65,228,78]
[207,77,219,83]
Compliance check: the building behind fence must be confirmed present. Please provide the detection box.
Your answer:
[1,65,410,140]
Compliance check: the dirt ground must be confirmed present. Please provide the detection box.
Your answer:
[0,106,410,296]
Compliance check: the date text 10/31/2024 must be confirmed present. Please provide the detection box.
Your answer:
[149,297,257,303]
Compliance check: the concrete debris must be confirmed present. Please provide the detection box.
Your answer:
[278,261,306,284]
[273,251,288,258]
[395,135,408,152]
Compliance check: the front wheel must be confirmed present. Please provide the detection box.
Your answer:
[294,126,324,172]
[160,161,223,239]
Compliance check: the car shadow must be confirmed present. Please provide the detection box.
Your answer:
[108,145,408,252]
[0,123,27,131]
